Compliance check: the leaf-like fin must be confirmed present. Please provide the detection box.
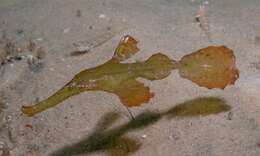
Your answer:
[114,79,154,107]
[112,35,139,62]
[178,46,239,89]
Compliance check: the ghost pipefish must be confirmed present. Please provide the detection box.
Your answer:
[21,35,239,117]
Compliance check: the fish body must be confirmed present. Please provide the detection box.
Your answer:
[22,36,173,116]
[21,36,239,117]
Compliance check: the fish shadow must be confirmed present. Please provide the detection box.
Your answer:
[51,97,231,156]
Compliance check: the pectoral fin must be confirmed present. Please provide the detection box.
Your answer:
[113,79,154,107]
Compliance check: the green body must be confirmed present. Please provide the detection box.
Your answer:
[21,35,238,117]
[22,54,174,116]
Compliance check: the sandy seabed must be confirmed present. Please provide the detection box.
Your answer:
[0,0,259,155]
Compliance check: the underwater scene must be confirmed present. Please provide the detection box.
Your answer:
[0,0,259,155]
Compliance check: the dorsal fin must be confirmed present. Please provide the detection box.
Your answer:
[112,35,139,62]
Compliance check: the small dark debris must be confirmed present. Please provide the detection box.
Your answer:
[227,112,233,120]
[13,56,23,61]
[107,27,111,31]
[89,25,93,30]
[35,97,40,103]
[16,29,24,35]
[76,9,82,17]
[194,15,201,23]
[70,50,89,56]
